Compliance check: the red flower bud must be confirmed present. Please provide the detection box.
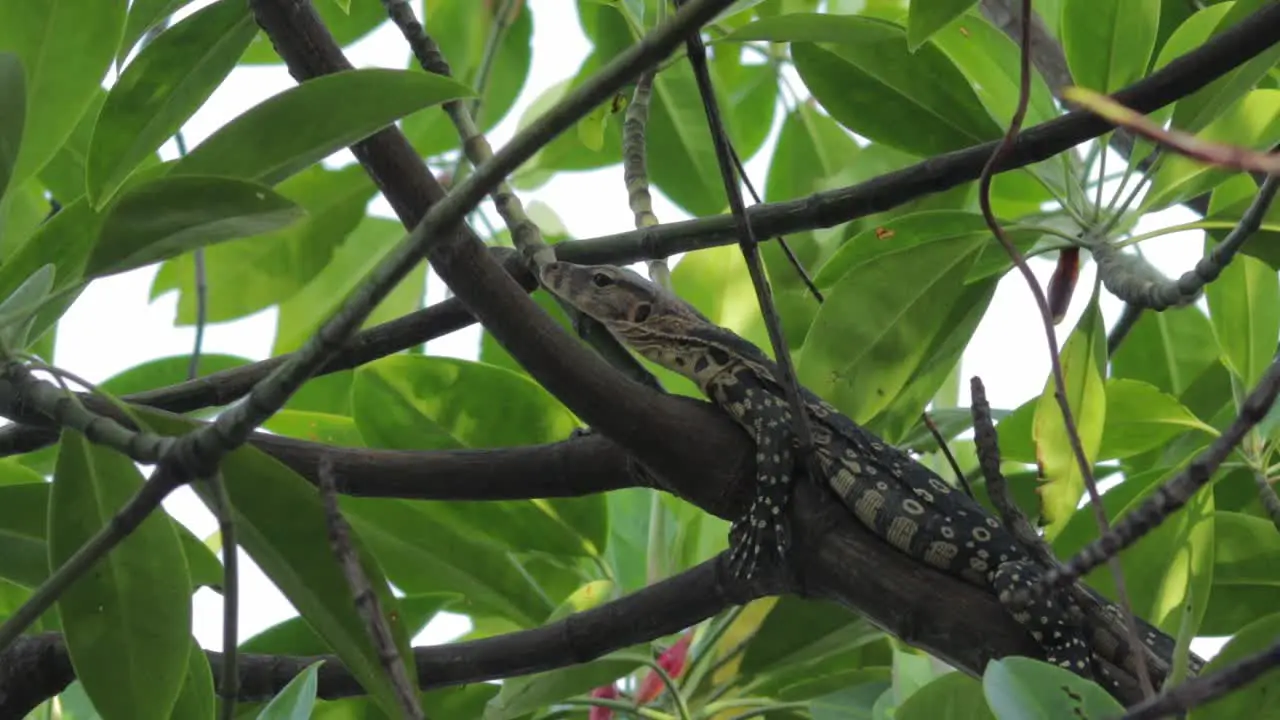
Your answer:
[589,684,619,720]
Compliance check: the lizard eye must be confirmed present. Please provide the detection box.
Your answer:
[632,303,652,323]
[591,272,614,288]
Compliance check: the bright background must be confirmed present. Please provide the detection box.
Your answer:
[52,0,1219,663]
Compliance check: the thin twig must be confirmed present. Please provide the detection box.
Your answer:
[977,0,1152,696]
[1120,640,1280,720]
[205,471,239,720]
[672,0,818,575]
[921,411,974,498]
[318,457,423,719]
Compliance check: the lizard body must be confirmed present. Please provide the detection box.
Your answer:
[541,261,1187,687]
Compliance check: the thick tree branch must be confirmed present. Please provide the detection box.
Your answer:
[0,3,1275,459]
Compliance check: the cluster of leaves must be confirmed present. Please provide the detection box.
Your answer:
[0,0,1277,718]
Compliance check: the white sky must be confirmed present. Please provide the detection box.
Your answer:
[48,0,1222,677]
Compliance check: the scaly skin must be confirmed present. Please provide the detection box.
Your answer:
[540,260,1195,688]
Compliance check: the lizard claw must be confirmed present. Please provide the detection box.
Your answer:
[727,502,789,579]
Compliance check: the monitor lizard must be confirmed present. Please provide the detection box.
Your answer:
[541,260,1197,690]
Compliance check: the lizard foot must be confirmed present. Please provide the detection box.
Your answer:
[727,499,790,579]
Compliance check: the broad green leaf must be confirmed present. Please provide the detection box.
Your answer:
[87,0,257,207]
[1202,512,1280,635]
[484,650,642,720]
[261,410,365,449]
[1206,174,1280,270]
[170,641,215,720]
[51,431,191,720]
[645,54,723,216]
[172,69,473,185]
[273,216,422,355]
[727,14,1002,156]
[343,495,556,627]
[926,13,1071,199]
[1032,297,1106,536]
[98,354,253,397]
[0,52,24,200]
[798,234,985,423]
[871,277,997,443]
[1099,379,1216,460]
[0,263,52,350]
[1144,90,1280,211]
[898,671,993,720]
[154,163,374,325]
[242,593,453,656]
[673,243,771,352]
[0,480,221,591]
[402,1,533,158]
[0,481,52,587]
[88,175,305,279]
[1111,303,1219,397]
[906,0,975,50]
[119,0,196,63]
[1205,253,1280,389]
[138,410,416,719]
[38,89,109,204]
[1061,0,1159,93]
[1171,0,1280,135]
[352,356,600,557]
[813,211,1041,290]
[1190,611,1280,719]
[0,0,125,190]
[810,681,894,720]
[0,178,48,262]
[982,658,1122,719]
[256,661,323,720]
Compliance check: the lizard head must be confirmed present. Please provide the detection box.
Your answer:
[539,261,730,384]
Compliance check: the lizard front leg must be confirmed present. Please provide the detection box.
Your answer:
[727,409,795,579]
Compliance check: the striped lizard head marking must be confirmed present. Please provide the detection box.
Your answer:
[540,262,739,386]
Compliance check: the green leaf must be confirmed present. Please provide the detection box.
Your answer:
[172,69,473,185]
[1060,0,1159,93]
[154,163,374,325]
[87,0,257,207]
[1205,253,1280,389]
[38,88,109,204]
[119,0,196,62]
[1111,303,1218,397]
[982,658,1122,719]
[1203,512,1280,635]
[137,410,416,719]
[0,52,25,200]
[798,234,985,423]
[273,216,422,354]
[1206,174,1280,271]
[256,661,323,720]
[483,650,642,720]
[645,57,724,216]
[170,641,215,720]
[0,262,53,350]
[98,353,253,397]
[1171,0,1280,135]
[906,0,976,50]
[0,481,52,587]
[1032,297,1106,536]
[351,356,600,557]
[1099,379,1216,460]
[88,175,305,279]
[51,431,192,720]
[727,14,1001,156]
[898,671,992,720]
[810,681,893,720]
[1190,611,1280,719]
[0,0,125,190]
[1144,89,1280,211]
